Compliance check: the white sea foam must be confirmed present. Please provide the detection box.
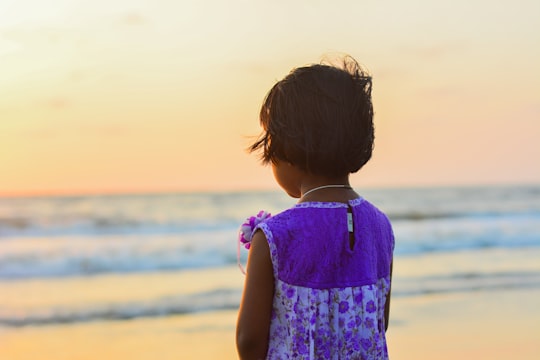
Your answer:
[0,186,539,279]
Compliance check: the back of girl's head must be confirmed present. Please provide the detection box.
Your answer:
[249,55,374,178]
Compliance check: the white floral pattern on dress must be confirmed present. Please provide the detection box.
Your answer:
[266,278,390,359]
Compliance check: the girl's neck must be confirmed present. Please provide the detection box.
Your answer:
[298,176,359,204]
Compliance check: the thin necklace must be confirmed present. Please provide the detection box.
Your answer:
[302,184,352,198]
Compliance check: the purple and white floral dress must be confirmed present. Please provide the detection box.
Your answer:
[255,198,394,359]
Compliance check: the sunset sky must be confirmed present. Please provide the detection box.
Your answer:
[1,0,539,196]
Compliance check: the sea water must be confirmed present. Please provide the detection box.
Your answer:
[1,185,539,328]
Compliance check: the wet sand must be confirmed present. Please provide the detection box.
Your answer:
[2,287,539,359]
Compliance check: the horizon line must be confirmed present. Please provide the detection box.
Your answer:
[1,181,538,199]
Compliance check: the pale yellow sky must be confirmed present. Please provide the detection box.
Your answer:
[1,0,539,195]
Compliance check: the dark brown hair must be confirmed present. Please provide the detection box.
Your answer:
[249,56,374,178]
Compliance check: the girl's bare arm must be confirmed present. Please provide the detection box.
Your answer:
[236,231,274,359]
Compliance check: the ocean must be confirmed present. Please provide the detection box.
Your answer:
[1,185,540,329]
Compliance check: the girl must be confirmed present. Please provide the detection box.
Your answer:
[236,56,394,360]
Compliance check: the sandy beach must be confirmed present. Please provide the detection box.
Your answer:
[2,253,539,360]
[2,288,539,359]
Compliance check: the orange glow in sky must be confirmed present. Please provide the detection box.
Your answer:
[1,0,539,196]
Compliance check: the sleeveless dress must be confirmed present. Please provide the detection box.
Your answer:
[255,198,394,360]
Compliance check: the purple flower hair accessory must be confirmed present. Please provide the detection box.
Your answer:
[237,210,271,274]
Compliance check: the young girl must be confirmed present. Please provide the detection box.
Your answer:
[236,56,394,360]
